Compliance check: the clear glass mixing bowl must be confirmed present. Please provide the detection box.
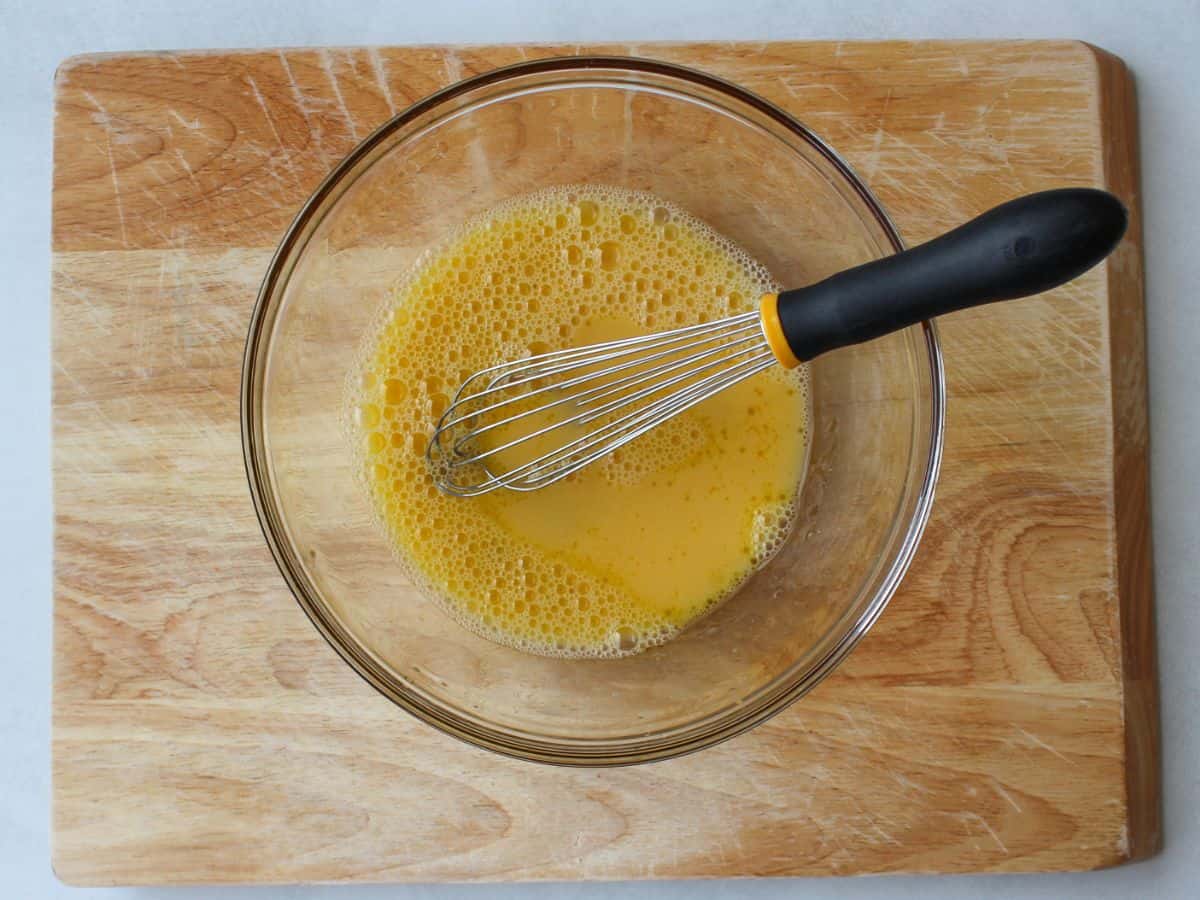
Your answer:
[242,57,944,765]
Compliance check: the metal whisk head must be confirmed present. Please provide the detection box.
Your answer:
[427,311,776,496]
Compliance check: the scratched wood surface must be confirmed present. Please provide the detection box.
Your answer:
[51,41,1157,884]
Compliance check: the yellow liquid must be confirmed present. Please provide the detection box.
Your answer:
[349,186,809,657]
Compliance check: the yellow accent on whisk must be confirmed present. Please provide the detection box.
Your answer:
[758,293,803,370]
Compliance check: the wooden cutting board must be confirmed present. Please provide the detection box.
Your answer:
[51,41,1157,884]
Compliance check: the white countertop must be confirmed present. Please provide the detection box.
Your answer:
[4,1,1196,897]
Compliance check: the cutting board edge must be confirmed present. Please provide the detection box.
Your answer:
[1090,44,1161,863]
[49,37,1103,73]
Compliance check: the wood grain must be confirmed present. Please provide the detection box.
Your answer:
[51,41,1158,884]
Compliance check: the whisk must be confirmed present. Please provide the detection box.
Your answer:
[428,188,1127,496]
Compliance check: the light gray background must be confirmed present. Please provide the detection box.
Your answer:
[3,1,1196,897]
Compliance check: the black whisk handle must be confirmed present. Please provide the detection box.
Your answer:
[770,188,1127,362]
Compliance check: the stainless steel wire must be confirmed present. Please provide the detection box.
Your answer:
[427,312,777,496]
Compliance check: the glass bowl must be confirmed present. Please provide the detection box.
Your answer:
[241,57,944,765]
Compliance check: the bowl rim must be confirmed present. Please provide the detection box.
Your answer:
[241,54,946,766]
